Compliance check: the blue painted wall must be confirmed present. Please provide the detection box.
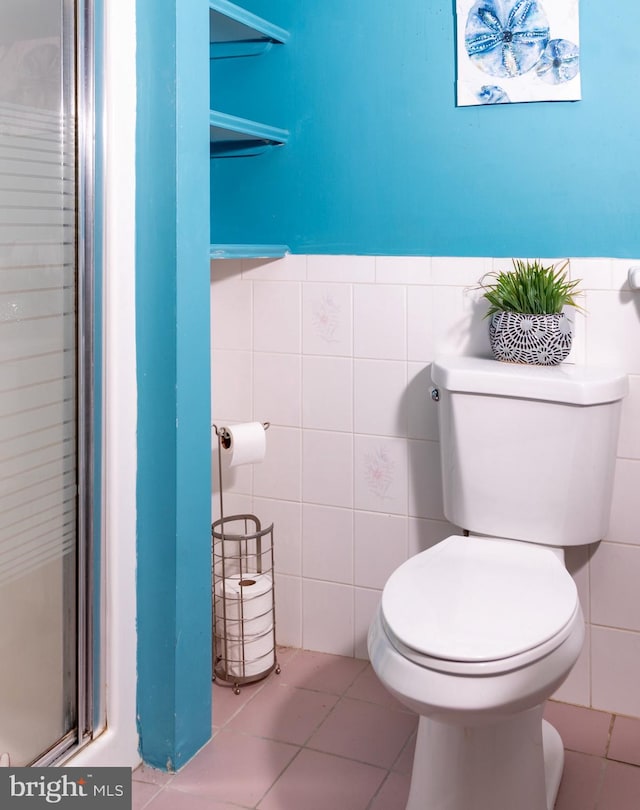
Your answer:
[132,0,639,770]
[136,0,211,770]
[211,0,640,257]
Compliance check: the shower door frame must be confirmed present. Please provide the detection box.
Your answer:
[30,0,98,766]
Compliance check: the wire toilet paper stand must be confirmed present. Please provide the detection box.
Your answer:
[212,422,280,694]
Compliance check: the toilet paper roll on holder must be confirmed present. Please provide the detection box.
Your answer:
[214,421,270,450]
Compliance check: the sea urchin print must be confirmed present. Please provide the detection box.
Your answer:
[477,84,511,103]
[536,38,580,84]
[465,0,550,78]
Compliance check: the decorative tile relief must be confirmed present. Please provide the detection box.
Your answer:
[303,284,352,357]
[312,291,341,343]
[364,447,395,500]
[355,436,408,515]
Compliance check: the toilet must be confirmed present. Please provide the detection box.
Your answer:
[368,356,627,810]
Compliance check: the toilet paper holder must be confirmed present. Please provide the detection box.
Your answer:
[212,421,279,693]
[215,421,270,450]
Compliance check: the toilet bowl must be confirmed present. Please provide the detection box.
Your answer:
[368,356,627,810]
[369,535,585,810]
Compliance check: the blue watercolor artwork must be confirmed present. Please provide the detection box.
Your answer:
[456,0,581,106]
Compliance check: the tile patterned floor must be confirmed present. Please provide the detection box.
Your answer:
[133,647,640,810]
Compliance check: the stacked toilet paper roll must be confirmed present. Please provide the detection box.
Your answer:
[215,573,274,678]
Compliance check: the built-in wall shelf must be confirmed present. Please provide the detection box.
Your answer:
[209,0,289,59]
[209,2,289,251]
[210,244,290,260]
[210,110,288,157]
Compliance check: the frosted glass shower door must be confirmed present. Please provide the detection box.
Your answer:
[0,0,84,766]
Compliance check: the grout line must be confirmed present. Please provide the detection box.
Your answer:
[363,768,395,810]
[251,744,305,809]
[604,712,616,759]
[593,755,609,810]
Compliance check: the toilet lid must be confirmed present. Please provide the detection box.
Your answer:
[381,535,578,663]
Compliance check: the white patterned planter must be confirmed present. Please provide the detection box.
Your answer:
[489,311,573,366]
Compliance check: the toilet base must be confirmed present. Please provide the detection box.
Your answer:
[406,705,564,810]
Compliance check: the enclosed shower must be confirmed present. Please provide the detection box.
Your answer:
[0,0,95,766]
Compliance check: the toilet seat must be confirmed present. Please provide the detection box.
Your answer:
[381,535,580,676]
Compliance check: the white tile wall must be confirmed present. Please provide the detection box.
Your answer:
[253,281,301,354]
[608,459,640,545]
[353,284,406,360]
[302,503,353,585]
[302,429,354,509]
[591,542,640,630]
[354,359,407,437]
[254,353,301,427]
[254,496,302,577]
[302,356,353,432]
[354,511,408,589]
[211,253,640,719]
[354,586,382,659]
[591,626,640,716]
[253,426,301,502]
[302,579,355,655]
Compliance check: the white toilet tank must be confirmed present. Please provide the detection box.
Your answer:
[431,357,628,547]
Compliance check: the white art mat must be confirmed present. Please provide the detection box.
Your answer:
[456,0,581,106]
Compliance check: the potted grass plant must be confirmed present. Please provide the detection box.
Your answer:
[481,259,582,366]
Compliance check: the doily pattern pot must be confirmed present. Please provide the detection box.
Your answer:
[489,311,573,365]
